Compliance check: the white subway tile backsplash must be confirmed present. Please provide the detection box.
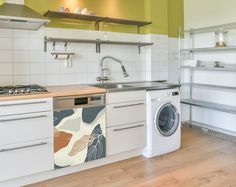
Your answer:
[30,28,45,39]
[13,51,30,63]
[13,63,30,75]
[74,62,87,74]
[0,63,13,75]
[30,51,46,63]
[0,51,12,63]
[0,29,12,38]
[0,76,13,85]
[74,29,88,39]
[0,28,169,86]
[13,75,30,85]
[60,74,74,85]
[13,38,30,50]
[60,29,76,39]
[87,53,101,63]
[30,63,46,75]
[46,63,60,74]
[74,74,87,84]
[45,28,60,38]
[30,39,44,51]
[30,75,46,86]
[13,30,29,38]
[46,74,60,86]
[87,63,100,73]
[60,63,75,74]
[87,73,100,84]
[0,38,12,50]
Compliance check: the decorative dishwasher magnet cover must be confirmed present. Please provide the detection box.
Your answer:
[53,106,106,169]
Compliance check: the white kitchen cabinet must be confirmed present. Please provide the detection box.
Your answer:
[0,98,52,116]
[106,122,146,156]
[0,98,54,182]
[0,111,53,146]
[106,90,146,104]
[106,101,145,127]
[0,138,54,182]
[106,90,146,155]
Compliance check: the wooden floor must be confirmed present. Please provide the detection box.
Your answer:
[26,127,236,187]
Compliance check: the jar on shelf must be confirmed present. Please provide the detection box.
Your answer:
[215,30,227,47]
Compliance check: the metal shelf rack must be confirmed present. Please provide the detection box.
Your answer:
[183,121,236,142]
[181,66,236,72]
[179,22,236,131]
[44,10,152,33]
[44,37,153,53]
[181,99,236,114]
[182,83,236,92]
[185,22,236,34]
[181,46,236,53]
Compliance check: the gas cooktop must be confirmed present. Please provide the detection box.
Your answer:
[0,85,48,96]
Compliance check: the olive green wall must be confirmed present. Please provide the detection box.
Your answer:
[0,0,183,37]
[25,0,146,33]
[168,0,184,38]
[145,0,168,35]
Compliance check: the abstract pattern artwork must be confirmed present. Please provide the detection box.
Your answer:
[53,106,106,169]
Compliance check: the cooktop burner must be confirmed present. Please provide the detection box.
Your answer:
[0,84,48,96]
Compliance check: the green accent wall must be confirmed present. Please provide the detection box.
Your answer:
[168,0,184,38]
[145,0,168,35]
[0,0,183,37]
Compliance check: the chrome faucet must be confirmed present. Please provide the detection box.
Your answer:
[97,56,129,83]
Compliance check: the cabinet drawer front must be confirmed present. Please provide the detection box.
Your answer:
[0,138,54,182]
[107,122,146,156]
[0,98,52,116]
[106,101,146,127]
[106,91,146,104]
[0,111,53,146]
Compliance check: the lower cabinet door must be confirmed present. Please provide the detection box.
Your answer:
[0,138,54,182]
[106,122,146,156]
[53,106,106,169]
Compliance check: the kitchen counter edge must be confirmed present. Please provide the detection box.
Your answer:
[0,85,106,101]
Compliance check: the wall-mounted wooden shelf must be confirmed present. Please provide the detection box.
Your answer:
[44,37,153,54]
[44,10,152,33]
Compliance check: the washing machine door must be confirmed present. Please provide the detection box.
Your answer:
[154,102,180,137]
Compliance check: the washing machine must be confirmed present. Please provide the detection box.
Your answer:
[143,88,181,158]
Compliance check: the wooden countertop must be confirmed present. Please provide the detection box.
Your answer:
[0,85,106,101]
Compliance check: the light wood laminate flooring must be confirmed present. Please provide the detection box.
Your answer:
[26,127,236,187]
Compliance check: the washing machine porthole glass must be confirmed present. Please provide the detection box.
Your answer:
[155,103,179,137]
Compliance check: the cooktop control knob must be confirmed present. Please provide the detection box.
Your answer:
[26,88,31,93]
[20,88,25,93]
[14,89,19,94]
[8,89,14,95]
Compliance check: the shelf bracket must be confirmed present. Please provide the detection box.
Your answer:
[95,21,100,30]
[53,42,56,51]
[96,42,101,53]
[137,26,141,34]
[44,36,47,52]
[64,42,68,51]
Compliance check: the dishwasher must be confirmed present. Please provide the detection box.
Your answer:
[53,94,106,169]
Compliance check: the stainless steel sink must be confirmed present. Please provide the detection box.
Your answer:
[95,83,132,89]
[93,81,180,93]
